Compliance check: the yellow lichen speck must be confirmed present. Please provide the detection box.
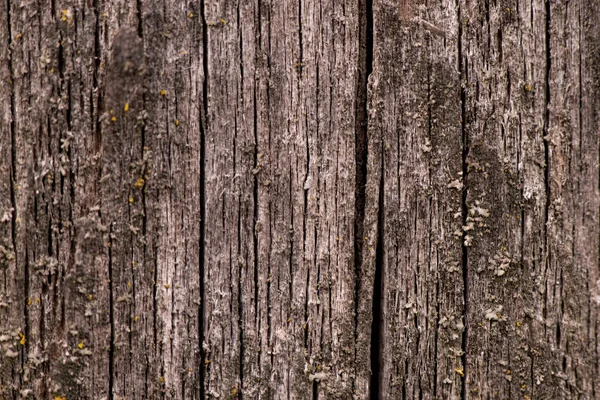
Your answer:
[175,119,180,127]
[19,333,26,345]
[188,12,194,18]
[454,368,464,377]
[111,116,117,122]
[77,341,84,349]
[129,196,134,203]
[164,283,170,289]
[124,102,130,112]
[134,315,139,322]
[89,294,93,300]
[134,177,145,189]
[54,396,67,400]
[160,89,167,96]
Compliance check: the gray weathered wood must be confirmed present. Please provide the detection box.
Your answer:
[1,0,599,399]
[366,1,464,398]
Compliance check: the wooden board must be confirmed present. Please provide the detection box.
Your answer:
[0,0,599,399]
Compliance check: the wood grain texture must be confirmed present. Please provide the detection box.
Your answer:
[367,1,464,398]
[1,0,599,399]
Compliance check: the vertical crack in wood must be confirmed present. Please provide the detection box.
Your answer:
[402,359,408,399]
[152,244,159,363]
[263,3,274,391]
[567,0,577,369]
[543,0,551,231]
[66,76,75,341]
[457,0,469,397]
[298,0,303,74]
[5,0,23,370]
[23,246,30,360]
[59,31,71,339]
[136,0,144,37]
[237,203,245,398]
[426,53,440,400]
[356,0,376,395]
[252,32,260,384]
[288,165,294,308]
[327,56,335,382]
[370,150,384,400]
[354,0,369,392]
[236,3,246,396]
[311,61,321,400]
[254,1,263,383]
[433,277,440,398]
[92,0,103,155]
[299,0,311,357]
[108,225,115,400]
[519,107,532,400]
[542,0,554,348]
[49,112,57,331]
[199,0,208,397]
[302,129,310,352]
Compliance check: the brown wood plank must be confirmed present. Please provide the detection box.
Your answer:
[367,0,465,398]
[0,0,21,396]
[460,0,548,396]
[461,0,600,398]
[203,0,253,396]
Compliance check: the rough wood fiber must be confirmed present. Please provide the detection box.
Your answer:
[460,0,600,398]
[202,0,362,397]
[1,0,599,399]
[366,1,464,398]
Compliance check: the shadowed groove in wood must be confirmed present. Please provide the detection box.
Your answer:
[370,149,383,400]
[235,2,246,397]
[5,0,18,350]
[251,19,259,381]
[354,0,370,392]
[199,0,208,397]
[456,0,469,397]
[361,0,379,396]
[108,224,115,400]
[543,0,554,346]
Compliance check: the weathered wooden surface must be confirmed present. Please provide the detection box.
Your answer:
[1,0,599,399]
